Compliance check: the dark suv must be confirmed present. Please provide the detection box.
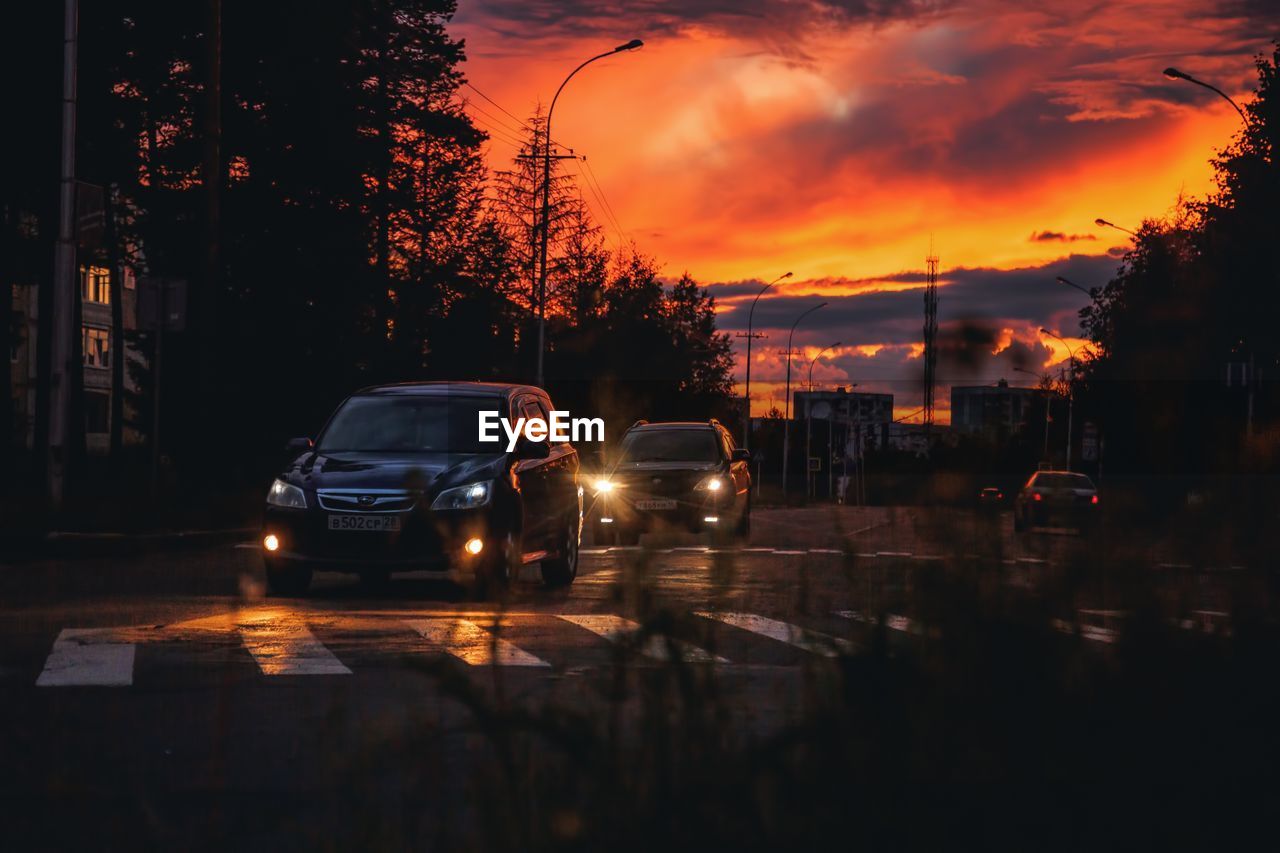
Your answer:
[261,382,581,596]
[590,420,751,545]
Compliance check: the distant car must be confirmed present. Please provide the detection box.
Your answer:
[589,419,751,545]
[977,486,1004,510]
[260,382,581,596]
[1014,470,1098,533]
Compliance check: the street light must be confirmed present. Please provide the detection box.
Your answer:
[1055,275,1096,300]
[782,302,826,501]
[1163,67,1247,122]
[805,342,841,499]
[1094,217,1137,237]
[535,38,644,387]
[743,271,793,451]
[1013,366,1051,458]
[1040,328,1078,470]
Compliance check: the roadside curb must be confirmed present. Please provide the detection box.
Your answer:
[1,526,257,562]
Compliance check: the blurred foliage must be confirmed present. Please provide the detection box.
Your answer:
[1079,44,1280,478]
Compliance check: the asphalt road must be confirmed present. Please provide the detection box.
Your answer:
[0,505,1260,849]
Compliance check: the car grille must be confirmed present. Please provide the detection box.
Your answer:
[616,471,704,499]
[316,489,417,513]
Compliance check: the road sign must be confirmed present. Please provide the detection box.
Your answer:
[1081,422,1099,462]
[808,457,821,472]
[75,181,105,250]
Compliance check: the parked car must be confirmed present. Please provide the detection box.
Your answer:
[589,419,751,545]
[1013,470,1098,533]
[261,382,581,596]
[977,486,1004,511]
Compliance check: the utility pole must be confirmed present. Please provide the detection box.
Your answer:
[922,245,939,429]
[735,329,766,448]
[741,272,791,450]
[47,0,78,510]
[780,347,803,501]
[780,301,825,502]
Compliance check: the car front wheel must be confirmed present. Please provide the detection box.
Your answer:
[541,513,579,587]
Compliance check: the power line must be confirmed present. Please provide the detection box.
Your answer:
[464,81,534,132]
[572,157,623,252]
[581,156,626,241]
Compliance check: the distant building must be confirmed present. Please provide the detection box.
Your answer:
[9,260,142,454]
[794,387,893,447]
[950,379,1039,440]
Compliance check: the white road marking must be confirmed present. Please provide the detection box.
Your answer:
[36,629,135,687]
[835,610,926,636]
[876,551,912,557]
[239,623,351,676]
[405,618,549,667]
[774,549,806,555]
[696,612,855,657]
[808,548,843,554]
[556,614,725,663]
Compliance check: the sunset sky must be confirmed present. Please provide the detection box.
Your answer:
[451,0,1273,421]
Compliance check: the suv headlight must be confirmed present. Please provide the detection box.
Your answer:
[431,480,492,511]
[266,478,307,509]
[695,476,724,492]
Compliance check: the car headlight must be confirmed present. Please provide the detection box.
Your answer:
[695,476,724,492]
[431,480,492,511]
[266,478,307,509]
[593,478,615,495]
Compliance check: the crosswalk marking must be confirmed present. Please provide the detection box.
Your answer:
[37,628,136,687]
[239,623,351,676]
[405,618,550,667]
[556,614,725,663]
[696,612,855,657]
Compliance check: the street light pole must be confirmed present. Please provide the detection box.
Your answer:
[781,302,826,502]
[805,342,840,499]
[48,0,79,510]
[1094,218,1137,237]
[1040,328,1078,470]
[742,271,792,451]
[535,39,642,388]
[1163,67,1247,122]
[1055,275,1097,301]
[1014,366,1051,459]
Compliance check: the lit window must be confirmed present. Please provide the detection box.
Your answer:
[80,265,111,304]
[83,326,110,369]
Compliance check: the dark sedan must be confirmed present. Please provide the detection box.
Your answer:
[261,382,581,596]
[1014,470,1099,533]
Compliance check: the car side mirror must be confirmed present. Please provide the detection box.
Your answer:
[285,437,313,454]
[512,436,550,461]
[732,448,751,462]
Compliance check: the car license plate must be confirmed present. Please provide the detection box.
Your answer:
[328,514,401,532]
[635,499,677,511]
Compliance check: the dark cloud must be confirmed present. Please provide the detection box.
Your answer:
[1030,231,1096,243]
[457,0,953,44]
[715,252,1118,340]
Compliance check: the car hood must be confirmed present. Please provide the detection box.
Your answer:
[287,451,507,495]
[613,461,721,473]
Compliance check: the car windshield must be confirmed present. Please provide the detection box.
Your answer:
[1034,473,1094,489]
[317,395,502,454]
[619,430,719,463]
